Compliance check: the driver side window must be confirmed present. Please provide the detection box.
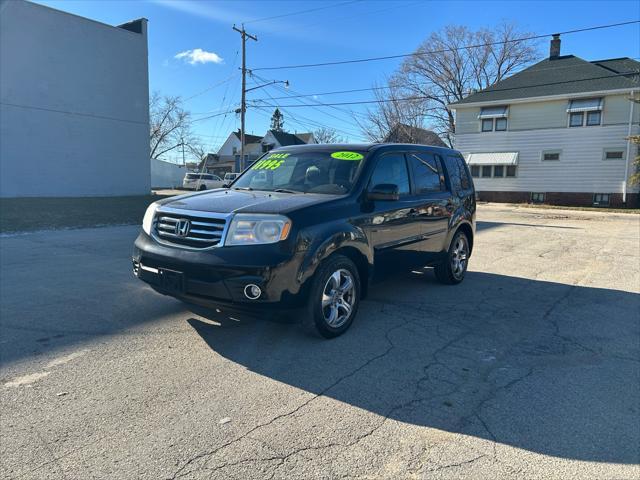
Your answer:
[369,153,410,195]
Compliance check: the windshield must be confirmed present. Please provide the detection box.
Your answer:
[233,150,366,194]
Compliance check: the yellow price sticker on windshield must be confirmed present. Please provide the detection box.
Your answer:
[252,153,289,170]
[331,151,363,161]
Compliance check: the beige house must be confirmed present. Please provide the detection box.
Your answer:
[450,35,639,207]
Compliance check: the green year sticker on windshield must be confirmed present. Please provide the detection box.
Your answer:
[331,151,363,161]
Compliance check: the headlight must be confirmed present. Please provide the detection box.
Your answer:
[226,214,291,245]
[142,202,159,235]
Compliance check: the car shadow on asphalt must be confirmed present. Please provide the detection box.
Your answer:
[186,269,639,465]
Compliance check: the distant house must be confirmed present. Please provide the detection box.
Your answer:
[449,34,639,207]
[204,129,316,174]
[384,124,447,147]
[212,130,263,173]
[261,130,315,152]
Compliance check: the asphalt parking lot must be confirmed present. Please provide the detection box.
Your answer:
[1,204,639,479]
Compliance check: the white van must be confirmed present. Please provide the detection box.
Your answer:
[182,173,224,191]
[223,172,240,183]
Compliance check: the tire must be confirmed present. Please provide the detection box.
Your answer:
[198,184,207,191]
[303,255,360,339]
[434,230,470,285]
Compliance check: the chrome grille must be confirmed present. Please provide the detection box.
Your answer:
[153,208,228,249]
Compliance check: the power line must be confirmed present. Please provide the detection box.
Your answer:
[183,70,239,101]
[248,70,640,108]
[192,109,237,123]
[244,0,360,25]
[252,20,640,71]
[247,58,640,103]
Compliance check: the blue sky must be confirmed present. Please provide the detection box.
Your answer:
[37,0,640,160]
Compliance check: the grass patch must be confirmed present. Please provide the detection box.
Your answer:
[0,194,176,234]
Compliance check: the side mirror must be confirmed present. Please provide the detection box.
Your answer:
[222,182,231,188]
[367,183,399,201]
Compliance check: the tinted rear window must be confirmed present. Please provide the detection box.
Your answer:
[186,174,212,180]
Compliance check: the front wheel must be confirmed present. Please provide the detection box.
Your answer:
[303,255,360,338]
[434,231,470,285]
[198,184,207,191]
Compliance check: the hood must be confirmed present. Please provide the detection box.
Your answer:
[159,188,338,215]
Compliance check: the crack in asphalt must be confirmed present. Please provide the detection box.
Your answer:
[168,271,634,479]
[167,308,419,479]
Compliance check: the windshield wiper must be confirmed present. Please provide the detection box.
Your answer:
[234,187,253,191]
[273,188,301,194]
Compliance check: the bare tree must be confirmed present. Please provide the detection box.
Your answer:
[360,77,429,142]
[313,127,346,144]
[363,23,539,146]
[149,92,203,162]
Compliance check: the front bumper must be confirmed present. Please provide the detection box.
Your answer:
[132,231,307,310]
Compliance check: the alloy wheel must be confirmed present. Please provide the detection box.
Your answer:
[321,269,355,328]
[451,236,469,280]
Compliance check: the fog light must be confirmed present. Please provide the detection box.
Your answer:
[244,284,262,300]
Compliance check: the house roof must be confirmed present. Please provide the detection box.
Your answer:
[232,129,262,144]
[267,130,313,146]
[383,124,447,147]
[295,133,314,144]
[450,55,640,106]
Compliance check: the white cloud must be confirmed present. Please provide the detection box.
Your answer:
[175,48,224,65]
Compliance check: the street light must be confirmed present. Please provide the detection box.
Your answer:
[245,79,289,93]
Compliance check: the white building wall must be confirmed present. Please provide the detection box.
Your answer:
[0,0,150,197]
[217,134,240,156]
[456,123,639,193]
[150,159,186,188]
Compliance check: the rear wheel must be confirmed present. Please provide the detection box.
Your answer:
[435,231,470,285]
[303,255,360,338]
[198,184,207,191]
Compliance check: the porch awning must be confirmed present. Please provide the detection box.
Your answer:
[465,152,519,165]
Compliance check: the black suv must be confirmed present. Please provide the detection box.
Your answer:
[133,144,475,338]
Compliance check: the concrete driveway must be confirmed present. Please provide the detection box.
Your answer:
[1,204,639,479]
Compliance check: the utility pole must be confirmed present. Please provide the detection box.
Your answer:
[233,24,257,171]
[181,136,185,166]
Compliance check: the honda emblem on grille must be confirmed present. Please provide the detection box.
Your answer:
[175,219,191,237]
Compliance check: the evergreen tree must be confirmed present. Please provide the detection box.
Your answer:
[270,108,284,132]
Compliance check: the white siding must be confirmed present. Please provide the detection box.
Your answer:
[0,0,150,197]
[456,124,639,193]
[455,108,480,134]
[603,94,640,125]
[509,100,567,130]
[217,134,240,156]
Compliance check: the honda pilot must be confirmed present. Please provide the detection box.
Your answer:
[133,144,476,338]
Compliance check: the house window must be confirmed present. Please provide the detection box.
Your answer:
[586,111,601,126]
[531,192,545,204]
[479,106,508,132]
[569,112,584,127]
[593,193,610,206]
[470,165,480,178]
[481,166,492,177]
[493,165,505,177]
[603,149,624,160]
[568,98,602,127]
[542,150,561,161]
[506,165,517,177]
